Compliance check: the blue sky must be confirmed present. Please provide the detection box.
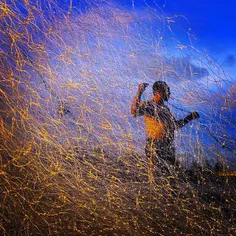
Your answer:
[162,0,236,48]
[120,0,236,47]
[116,0,236,71]
[59,0,236,66]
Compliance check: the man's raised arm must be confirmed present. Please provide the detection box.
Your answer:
[175,112,200,129]
[131,83,149,117]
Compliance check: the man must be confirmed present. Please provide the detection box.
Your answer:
[131,81,199,181]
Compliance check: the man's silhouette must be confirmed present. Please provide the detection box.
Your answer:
[131,81,199,181]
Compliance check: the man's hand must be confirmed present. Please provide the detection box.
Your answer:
[190,111,200,120]
[138,83,149,93]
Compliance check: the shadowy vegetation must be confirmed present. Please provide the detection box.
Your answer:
[1,146,236,235]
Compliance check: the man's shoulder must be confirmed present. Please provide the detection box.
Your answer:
[142,100,168,109]
[140,100,153,106]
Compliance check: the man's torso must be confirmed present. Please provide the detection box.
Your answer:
[140,100,175,142]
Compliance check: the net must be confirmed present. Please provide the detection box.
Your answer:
[0,0,235,235]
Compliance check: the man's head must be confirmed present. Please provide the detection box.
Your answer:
[152,81,170,101]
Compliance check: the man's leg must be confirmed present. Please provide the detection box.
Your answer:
[153,141,176,175]
[145,139,155,184]
[165,144,176,165]
[145,140,176,181]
